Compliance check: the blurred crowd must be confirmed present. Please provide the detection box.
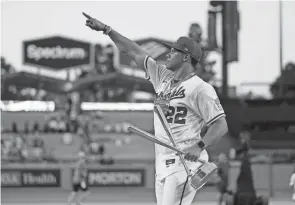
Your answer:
[1,131,48,163]
[1,111,132,164]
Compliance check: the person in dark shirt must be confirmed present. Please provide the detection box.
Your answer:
[67,152,89,205]
[216,153,231,205]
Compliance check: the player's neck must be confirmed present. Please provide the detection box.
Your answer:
[174,63,194,81]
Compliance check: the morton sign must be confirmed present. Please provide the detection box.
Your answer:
[23,36,91,70]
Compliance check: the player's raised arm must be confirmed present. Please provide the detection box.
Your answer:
[82,12,173,93]
[83,13,151,73]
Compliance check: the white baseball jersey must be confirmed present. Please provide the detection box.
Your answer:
[144,56,226,180]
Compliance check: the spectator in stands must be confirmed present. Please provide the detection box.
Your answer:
[30,131,45,161]
[188,23,202,43]
[236,130,251,156]
[89,141,99,154]
[12,121,18,133]
[33,121,40,133]
[89,141,105,156]
[188,23,216,83]
[15,134,29,161]
[215,153,231,205]
[80,141,90,156]
[65,97,72,117]
[24,121,30,134]
[99,144,105,155]
[1,139,9,160]
[47,115,67,133]
[57,116,67,133]
[15,135,24,151]
[32,134,44,148]
[1,56,15,76]
[48,118,58,132]
[2,135,23,162]
[77,127,89,143]
[234,131,256,205]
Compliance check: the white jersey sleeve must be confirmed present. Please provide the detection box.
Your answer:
[144,55,173,93]
[193,83,226,125]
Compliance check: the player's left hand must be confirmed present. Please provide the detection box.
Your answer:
[82,12,106,32]
[182,145,203,162]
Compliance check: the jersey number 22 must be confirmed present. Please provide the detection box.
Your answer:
[165,106,187,124]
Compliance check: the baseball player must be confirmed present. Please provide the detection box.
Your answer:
[67,152,89,205]
[82,12,228,205]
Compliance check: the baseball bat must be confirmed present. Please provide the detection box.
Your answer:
[154,104,192,176]
[127,125,185,154]
[128,124,206,164]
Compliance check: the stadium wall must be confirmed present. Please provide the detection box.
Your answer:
[1,162,293,194]
[1,161,155,189]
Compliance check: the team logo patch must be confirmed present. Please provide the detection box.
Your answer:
[214,98,223,111]
[166,159,175,167]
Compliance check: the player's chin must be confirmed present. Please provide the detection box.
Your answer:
[165,62,172,70]
[166,63,176,71]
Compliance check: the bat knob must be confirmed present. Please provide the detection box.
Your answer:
[127,126,132,131]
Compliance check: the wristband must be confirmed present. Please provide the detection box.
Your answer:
[197,141,205,149]
[103,25,112,35]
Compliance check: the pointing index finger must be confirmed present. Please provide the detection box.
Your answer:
[82,12,92,19]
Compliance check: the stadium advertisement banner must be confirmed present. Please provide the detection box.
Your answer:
[1,169,60,187]
[23,36,91,70]
[1,170,22,187]
[87,169,145,187]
